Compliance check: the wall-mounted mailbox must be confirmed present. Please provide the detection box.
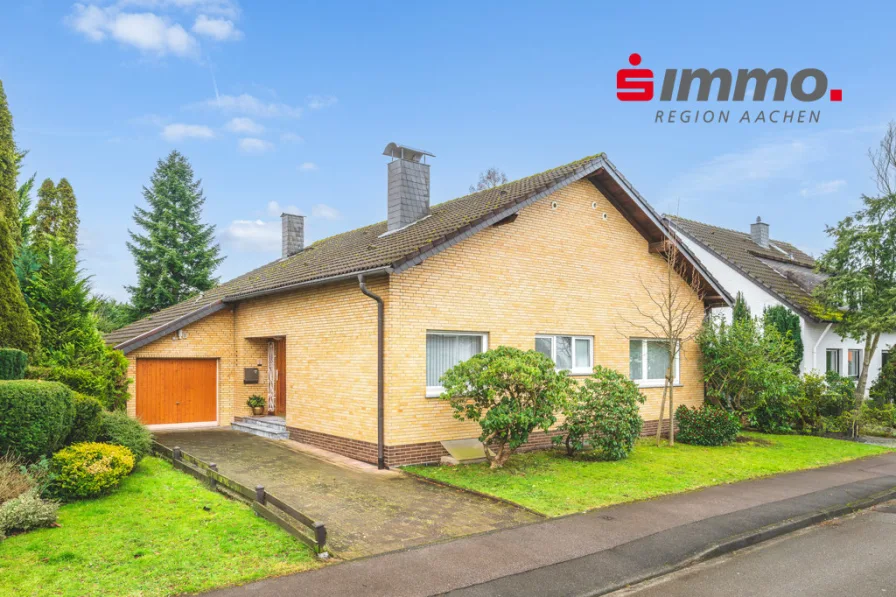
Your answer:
[243,367,260,384]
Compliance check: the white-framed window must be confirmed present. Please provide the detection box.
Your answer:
[629,339,680,387]
[826,349,841,375]
[535,335,594,375]
[847,349,862,380]
[425,331,488,397]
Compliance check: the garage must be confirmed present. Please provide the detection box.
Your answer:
[136,358,218,426]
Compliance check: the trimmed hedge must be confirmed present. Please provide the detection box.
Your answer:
[0,381,75,461]
[0,348,27,380]
[51,442,134,500]
[66,393,104,445]
[25,364,127,411]
[676,404,741,446]
[98,411,152,463]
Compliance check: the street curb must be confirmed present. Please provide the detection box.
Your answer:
[584,485,896,596]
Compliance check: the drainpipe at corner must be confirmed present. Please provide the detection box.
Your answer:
[359,275,385,469]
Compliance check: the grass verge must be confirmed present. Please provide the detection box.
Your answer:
[0,456,320,597]
[406,433,892,517]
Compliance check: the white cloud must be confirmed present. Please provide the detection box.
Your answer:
[197,94,303,119]
[266,201,301,217]
[238,137,274,153]
[280,132,303,143]
[799,179,846,197]
[299,162,318,171]
[307,95,337,110]
[68,5,200,58]
[225,117,263,134]
[192,14,242,41]
[311,204,341,220]
[117,0,240,19]
[161,123,215,140]
[221,219,280,252]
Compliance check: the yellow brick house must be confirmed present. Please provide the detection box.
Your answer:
[106,145,730,467]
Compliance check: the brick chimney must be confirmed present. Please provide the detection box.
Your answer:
[750,216,769,248]
[383,142,434,233]
[281,213,305,257]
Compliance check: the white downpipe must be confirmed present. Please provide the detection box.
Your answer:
[267,340,277,414]
[813,322,833,371]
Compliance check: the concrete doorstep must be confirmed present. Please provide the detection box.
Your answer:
[206,453,896,597]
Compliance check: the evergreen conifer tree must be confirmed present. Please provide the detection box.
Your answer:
[0,79,40,354]
[55,177,79,246]
[126,150,223,317]
[33,178,58,253]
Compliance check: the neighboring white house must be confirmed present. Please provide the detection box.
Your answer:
[667,215,895,391]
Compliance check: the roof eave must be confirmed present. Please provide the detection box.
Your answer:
[114,300,228,355]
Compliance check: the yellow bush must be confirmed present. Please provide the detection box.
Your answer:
[51,443,135,500]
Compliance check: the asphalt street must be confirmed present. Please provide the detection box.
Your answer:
[614,501,896,597]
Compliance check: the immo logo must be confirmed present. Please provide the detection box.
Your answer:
[617,53,842,124]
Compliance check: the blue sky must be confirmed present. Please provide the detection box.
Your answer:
[1,0,893,300]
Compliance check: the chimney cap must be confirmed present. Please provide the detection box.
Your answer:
[382,142,435,163]
[281,212,305,218]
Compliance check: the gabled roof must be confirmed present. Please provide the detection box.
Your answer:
[108,154,731,353]
[667,215,827,320]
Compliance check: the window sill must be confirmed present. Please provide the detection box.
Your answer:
[635,381,683,389]
[425,387,443,399]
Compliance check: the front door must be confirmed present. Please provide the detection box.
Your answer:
[275,338,286,416]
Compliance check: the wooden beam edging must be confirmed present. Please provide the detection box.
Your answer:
[151,440,328,553]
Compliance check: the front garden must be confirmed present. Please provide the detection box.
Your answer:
[407,433,890,517]
[0,457,319,597]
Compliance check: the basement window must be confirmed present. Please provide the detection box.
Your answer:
[536,335,593,375]
[426,331,488,398]
[629,339,680,387]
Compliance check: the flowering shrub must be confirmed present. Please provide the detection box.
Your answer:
[51,442,134,500]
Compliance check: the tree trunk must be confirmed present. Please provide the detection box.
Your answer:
[852,332,880,438]
[490,442,511,468]
[668,375,676,446]
[656,383,668,446]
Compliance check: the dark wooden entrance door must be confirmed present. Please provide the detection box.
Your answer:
[275,339,286,416]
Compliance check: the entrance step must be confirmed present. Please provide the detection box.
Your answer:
[231,416,288,440]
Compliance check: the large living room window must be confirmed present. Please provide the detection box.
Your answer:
[629,339,679,387]
[426,331,488,397]
[535,335,593,374]
[826,349,841,375]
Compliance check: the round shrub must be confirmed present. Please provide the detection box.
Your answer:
[50,442,134,500]
[0,489,59,537]
[870,358,896,406]
[0,380,75,461]
[676,404,741,446]
[97,411,152,463]
[0,348,27,380]
[66,393,104,445]
[556,366,645,460]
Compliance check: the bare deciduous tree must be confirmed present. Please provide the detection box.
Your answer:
[470,167,508,193]
[619,240,707,446]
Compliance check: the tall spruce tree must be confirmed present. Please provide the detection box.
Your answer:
[126,151,223,316]
[0,79,40,355]
[55,178,79,246]
[33,178,58,253]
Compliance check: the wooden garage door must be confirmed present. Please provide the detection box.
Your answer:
[136,359,217,425]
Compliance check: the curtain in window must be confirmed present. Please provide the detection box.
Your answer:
[647,341,669,379]
[426,334,482,387]
[574,338,590,370]
[629,340,643,379]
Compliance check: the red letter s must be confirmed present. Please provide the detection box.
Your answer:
[617,53,654,102]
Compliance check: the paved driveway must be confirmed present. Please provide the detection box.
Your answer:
[154,429,540,558]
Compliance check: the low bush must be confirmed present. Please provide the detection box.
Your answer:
[66,393,104,445]
[0,349,28,381]
[676,404,741,446]
[0,381,75,461]
[870,357,896,406]
[98,411,152,463]
[794,372,855,434]
[0,455,32,504]
[50,442,134,500]
[555,366,645,460]
[0,488,58,538]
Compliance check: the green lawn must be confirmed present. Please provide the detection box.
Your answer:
[0,457,320,597]
[406,434,892,517]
